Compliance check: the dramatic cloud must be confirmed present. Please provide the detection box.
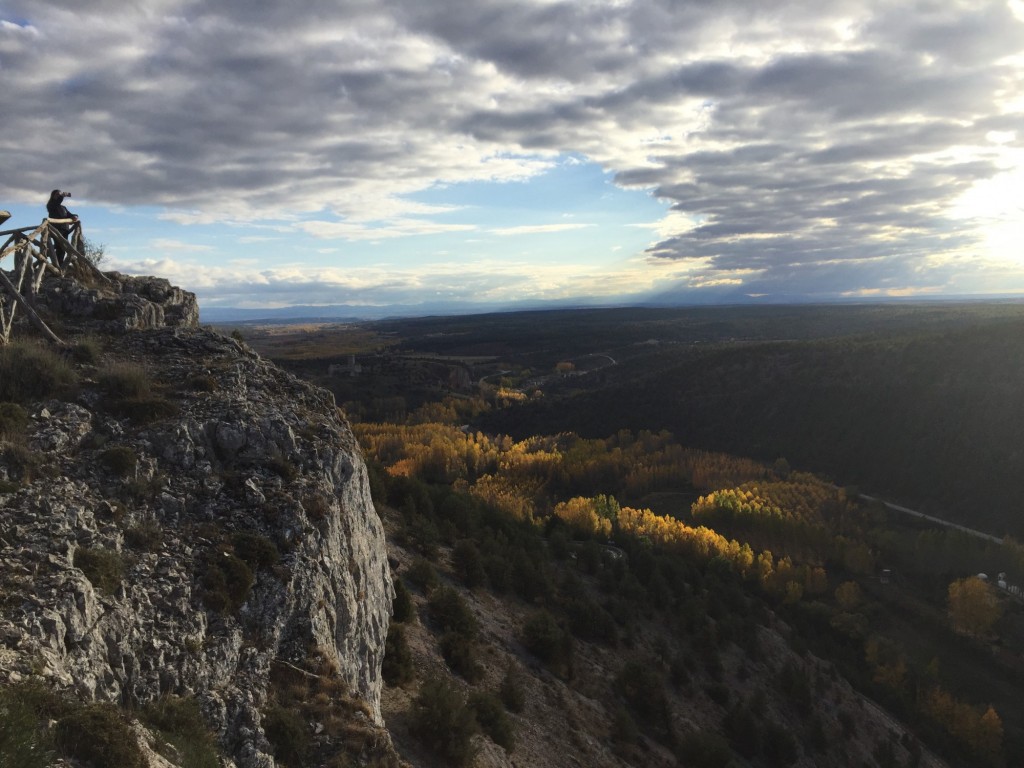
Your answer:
[2,0,1022,303]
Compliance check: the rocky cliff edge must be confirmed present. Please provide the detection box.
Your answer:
[0,272,396,767]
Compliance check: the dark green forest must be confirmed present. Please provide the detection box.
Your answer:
[479,315,1024,539]
[239,301,1024,767]
[254,302,1024,536]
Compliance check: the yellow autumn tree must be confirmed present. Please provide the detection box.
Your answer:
[977,706,1004,762]
[947,576,1003,637]
[553,496,613,538]
[835,580,863,611]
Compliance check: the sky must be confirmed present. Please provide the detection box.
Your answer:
[1,1,1023,317]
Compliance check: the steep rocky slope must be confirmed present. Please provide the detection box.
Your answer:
[377,502,951,768]
[0,274,397,767]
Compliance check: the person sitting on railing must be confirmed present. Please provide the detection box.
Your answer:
[46,189,78,267]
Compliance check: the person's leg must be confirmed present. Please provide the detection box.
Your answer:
[54,224,72,267]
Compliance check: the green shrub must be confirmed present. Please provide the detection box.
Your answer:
[231,531,280,571]
[98,363,179,424]
[0,443,43,484]
[122,472,167,503]
[143,695,220,768]
[411,676,478,767]
[511,551,550,601]
[99,446,138,477]
[499,664,526,713]
[469,691,515,752]
[124,519,163,551]
[382,624,415,687]
[408,515,440,557]
[267,452,298,482]
[439,631,482,682]
[453,539,486,588]
[521,610,572,677]
[188,374,218,392]
[200,551,254,614]
[74,546,125,595]
[111,396,179,425]
[615,658,673,741]
[388,475,434,517]
[70,338,102,365]
[54,702,146,768]
[365,460,388,504]
[391,577,415,623]
[303,491,332,522]
[0,342,76,403]
[428,587,477,639]
[0,684,56,768]
[263,705,309,766]
[98,363,151,399]
[483,552,511,593]
[564,597,617,644]
[403,561,440,593]
[0,402,28,440]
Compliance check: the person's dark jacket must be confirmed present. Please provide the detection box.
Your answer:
[46,190,75,221]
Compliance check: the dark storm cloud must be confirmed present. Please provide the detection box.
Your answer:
[1,0,1022,297]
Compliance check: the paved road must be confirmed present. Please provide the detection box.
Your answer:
[859,493,1003,545]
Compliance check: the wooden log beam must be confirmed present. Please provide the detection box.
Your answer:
[47,227,83,262]
[49,227,111,284]
[0,225,37,237]
[0,267,64,345]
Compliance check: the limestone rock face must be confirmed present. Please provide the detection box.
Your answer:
[33,271,200,331]
[0,326,392,767]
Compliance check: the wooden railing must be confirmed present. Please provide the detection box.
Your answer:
[0,215,103,345]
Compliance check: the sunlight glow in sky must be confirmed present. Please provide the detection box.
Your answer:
[2,1,1023,316]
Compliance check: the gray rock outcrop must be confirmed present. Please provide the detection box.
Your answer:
[31,271,200,331]
[0,311,393,766]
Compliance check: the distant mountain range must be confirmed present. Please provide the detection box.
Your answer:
[199,296,628,323]
[201,291,1024,324]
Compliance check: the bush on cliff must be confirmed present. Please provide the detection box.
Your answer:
[0,684,56,768]
[411,676,479,767]
[382,624,414,687]
[142,695,220,768]
[0,402,28,440]
[55,702,146,768]
[200,549,254,614]
[74,546,125,595]
[0,341,76,403]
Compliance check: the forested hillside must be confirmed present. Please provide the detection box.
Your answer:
[243,302,1024,767]
[357,423,1022,767]
[479,314,1024,538]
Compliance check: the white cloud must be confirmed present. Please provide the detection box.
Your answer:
[107,251,683,307]
[490,223,592,236]
[297,218,478,241]
[148,238,214,252]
